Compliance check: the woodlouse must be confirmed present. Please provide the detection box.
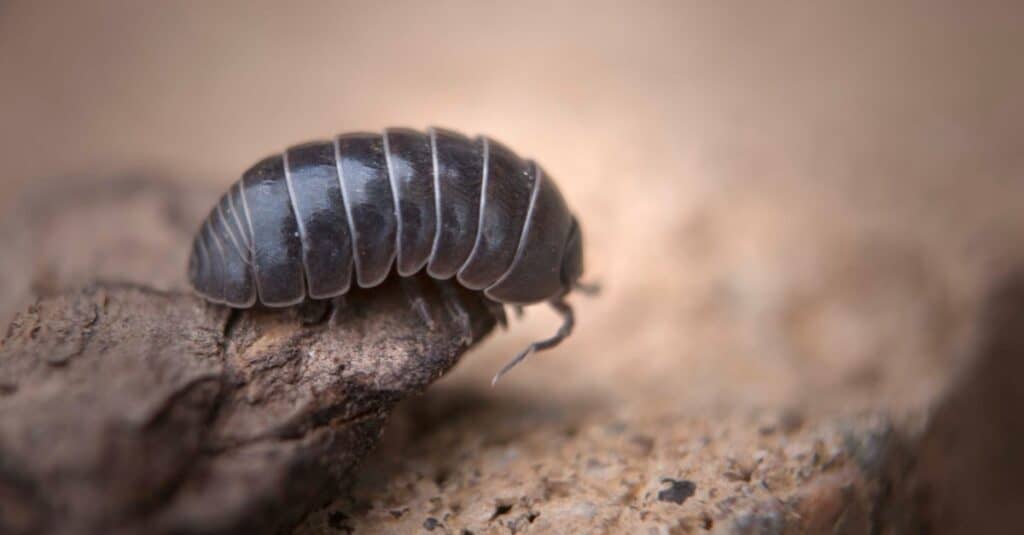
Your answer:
[188,127,590,382]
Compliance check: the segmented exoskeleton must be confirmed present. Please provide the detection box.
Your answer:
[188,127,589,381]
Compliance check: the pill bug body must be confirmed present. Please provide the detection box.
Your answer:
[189,127,587,381]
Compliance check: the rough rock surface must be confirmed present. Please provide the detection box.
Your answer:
[300,406,912,534]
[0,179,496,534]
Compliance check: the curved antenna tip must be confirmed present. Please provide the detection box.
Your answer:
[491,346,534,386]
[491,299,575,385]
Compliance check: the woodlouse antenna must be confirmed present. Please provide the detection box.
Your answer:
[575,281,601,296]
[492,299,574,385]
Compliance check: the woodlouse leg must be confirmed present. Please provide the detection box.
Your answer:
[433,279,472,344]
[400,276,436,330]
[328,295,349,326]
[492,299,574,385]
[484,298,508,330]
[299,299,331,325]
[513,305,525,319]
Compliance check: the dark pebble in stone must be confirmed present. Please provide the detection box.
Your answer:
[658,478,697,505]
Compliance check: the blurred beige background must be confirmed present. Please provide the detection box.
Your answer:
[2,5,1023,527]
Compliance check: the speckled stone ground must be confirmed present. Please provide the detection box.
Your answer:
[299,405,911,534]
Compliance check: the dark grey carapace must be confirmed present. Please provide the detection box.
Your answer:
[188,127,588,382]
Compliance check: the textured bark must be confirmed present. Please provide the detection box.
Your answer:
[0,178,496,535]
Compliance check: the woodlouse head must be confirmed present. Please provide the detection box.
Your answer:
[560,217,585,294]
